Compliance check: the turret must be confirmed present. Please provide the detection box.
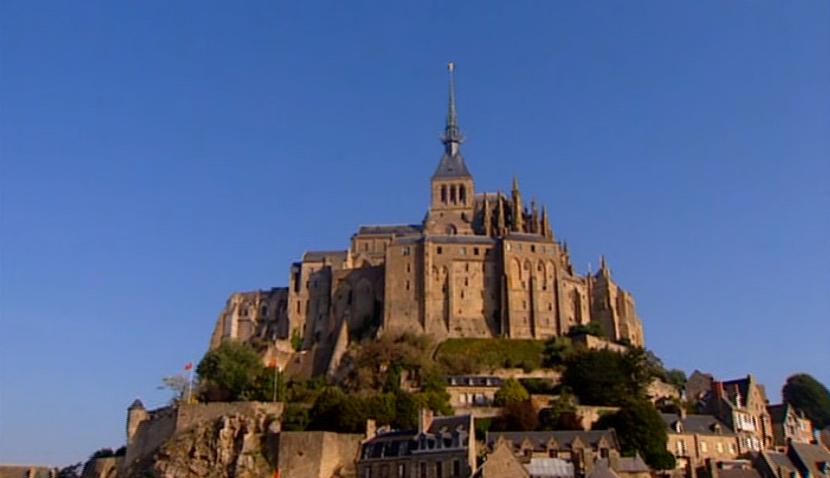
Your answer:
[126,399,148,445]
[511,177,524,232]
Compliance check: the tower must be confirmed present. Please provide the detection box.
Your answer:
[425,62,475,235]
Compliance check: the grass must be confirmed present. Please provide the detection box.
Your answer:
[435,338,546,374]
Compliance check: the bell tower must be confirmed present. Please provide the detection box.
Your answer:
[425,62,475,235]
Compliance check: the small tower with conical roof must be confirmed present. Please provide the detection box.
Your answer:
[426,62,475,235]
[126,398,148,446]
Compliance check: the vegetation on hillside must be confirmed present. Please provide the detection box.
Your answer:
[435,338,546,374]
[595,398,676,470]
[562,347,662,406]
[783,373,830,429]
[196,340,286,402]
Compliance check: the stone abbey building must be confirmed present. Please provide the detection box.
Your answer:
[210,64,644,375]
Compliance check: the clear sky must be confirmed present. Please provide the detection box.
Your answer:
[1,1,828,466]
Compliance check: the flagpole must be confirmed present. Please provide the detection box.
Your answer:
[273,358,280,402]
[185,366,193,405]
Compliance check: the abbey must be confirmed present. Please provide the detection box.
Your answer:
[210,64,644,374]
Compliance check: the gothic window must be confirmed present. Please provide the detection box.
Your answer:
[441,185,447,204]
[406,263,411,273]
[437,246,443,254]
[459,185,466,204]
[406,280,410,291]
[450,185,457,203]
[531,245,536,253]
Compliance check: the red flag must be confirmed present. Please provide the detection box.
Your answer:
[184,362,193,371]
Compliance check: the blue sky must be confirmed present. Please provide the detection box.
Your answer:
[1,1,828,466]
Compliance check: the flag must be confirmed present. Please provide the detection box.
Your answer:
[184,362,193,371]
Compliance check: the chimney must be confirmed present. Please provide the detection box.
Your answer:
[609,450,620,471]
[713,381,724,400]
[366,419,377,440]
[419,408,434,434]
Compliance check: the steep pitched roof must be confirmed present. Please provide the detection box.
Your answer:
[789,442,830,478]
[660,413,734,436]
[486,430,619,452]
[432,152,472,179]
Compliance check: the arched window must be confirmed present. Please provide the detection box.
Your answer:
[441,185,447,204]
[459,184,466,204]
[450,184,457,203]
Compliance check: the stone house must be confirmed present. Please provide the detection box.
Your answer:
[660,412,740,470]
[445,375,503,409]
[485,430,621,478]
[698,375,774,453]
[356,411,476,478]
[756,442,830,478]
[767,404,814,450]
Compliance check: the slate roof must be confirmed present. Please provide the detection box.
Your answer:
[718,469,762,478]
[761,451,799,477]
[302,250,347,262]
[432,152,472,179]
[615,455,650,473]
[789,442,830,478]
[486,430,619,451]
[526,458,575,478]
[587,463,621,478]
[359,414,472,461]
[660,413,734,436]
[357,225,423,236]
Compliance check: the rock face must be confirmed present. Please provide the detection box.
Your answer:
[126,409,280,478]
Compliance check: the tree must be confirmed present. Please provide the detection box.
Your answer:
[196,340,268,401]
[494,378,530,406]
[540,393,582,431]
[783,374,830,429]
[56,464,82,478]
[494,400,539,431]
[567,322,605,338]
[595,399,676,470]
[562,348,660,406]
[542,337,574,367]
[664,369,687,392]
[158,373,191,403]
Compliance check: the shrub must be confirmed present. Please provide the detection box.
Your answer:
[494,378,530,406]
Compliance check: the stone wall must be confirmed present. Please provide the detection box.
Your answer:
[277,431,363,478]
[175,401,283,432]
[0,466,56,478]
[122,405,176,472]
[80,457,120,478]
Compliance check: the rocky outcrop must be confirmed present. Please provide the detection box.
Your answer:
[124,409,280,478]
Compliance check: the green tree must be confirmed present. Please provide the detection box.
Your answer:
[196,340,267,401]
[595,399,676,470]
[543,337,574,367]
[494,378,530,406]
[567,322,605,337]
[540,393,582,431]
[664,369,687,392]
[281,403,310,431]
[783,374,830,429]
[562,348,660,406]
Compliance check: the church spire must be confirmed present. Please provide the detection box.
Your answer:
[441,62,463,156]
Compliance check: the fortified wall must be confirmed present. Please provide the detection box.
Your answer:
[122,400,283,473]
